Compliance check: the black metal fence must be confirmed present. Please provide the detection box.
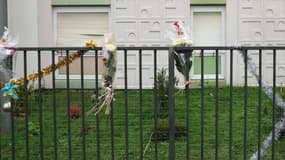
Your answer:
[1,46,285,160]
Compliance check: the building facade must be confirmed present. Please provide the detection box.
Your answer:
[6,0,285,88]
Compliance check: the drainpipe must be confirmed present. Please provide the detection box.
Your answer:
[0,0,11,134]
[0,0,7,33]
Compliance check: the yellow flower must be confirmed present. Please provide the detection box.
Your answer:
[172,38,192,46]
[85,40,97,48]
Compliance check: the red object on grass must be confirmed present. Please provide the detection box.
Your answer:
[68,104,80,118]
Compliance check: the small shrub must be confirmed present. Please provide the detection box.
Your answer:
[28,121,40,136]
[151,119,187,142]
[155,68,179,118]
[14,84,35,114]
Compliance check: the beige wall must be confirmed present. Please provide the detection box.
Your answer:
[8,0,53,46]
[226,0,285,86]
[38,0,53,47]
[225,0,239,85]
[8,0,38,46]
[112,0,190,88]
[8,0,53,88]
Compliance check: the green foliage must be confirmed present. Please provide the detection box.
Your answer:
[173,50,193,80]
[14,84,35,113]
[156,68,178,118]
[151,119,187,142]
[28,121,40,136]
[280,85,285,99]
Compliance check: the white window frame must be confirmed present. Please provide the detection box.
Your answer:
[53,7,110,79]
[190,6,225,79]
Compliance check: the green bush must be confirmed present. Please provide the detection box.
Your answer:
[14,84,35,114]
[155,68,178,118]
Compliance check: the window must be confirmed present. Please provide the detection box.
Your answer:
[53,7,110,79]
[190,6,225,79]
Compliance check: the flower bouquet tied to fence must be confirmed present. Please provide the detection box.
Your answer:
[89,33,117,116]
[167,21,193,86]
[0,27,98,112]
[0,27,18,111]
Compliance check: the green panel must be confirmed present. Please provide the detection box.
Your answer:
[52,0,110,6]
[190,0,226,5]
[193,56,222,74]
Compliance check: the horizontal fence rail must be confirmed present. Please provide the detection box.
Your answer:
[0,46,285,160]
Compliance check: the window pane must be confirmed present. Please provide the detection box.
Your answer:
[193,12,222,46]
[57,12,108,46]
[56,12,108,76]
[58,55,106,75]
[193,55,222,74]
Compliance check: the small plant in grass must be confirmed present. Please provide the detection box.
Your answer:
[28,121,40,136]
[13,84,35,115]
[155,68,179,118]
[151,119,187,142]
[143,69,180,155]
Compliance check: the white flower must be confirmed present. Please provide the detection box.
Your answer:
[3,102,11,110]
[0,27,17,59]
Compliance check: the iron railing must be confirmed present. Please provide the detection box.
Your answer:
[0,46,285,160]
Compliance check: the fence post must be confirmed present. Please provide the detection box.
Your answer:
[0,72,11,134]
[0,0,10,134]
[0,97,11,133]
[168,47,175,160]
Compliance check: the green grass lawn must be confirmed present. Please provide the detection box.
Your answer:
[0,87,284,160]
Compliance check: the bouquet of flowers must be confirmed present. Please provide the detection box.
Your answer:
[0,27,18,111]
[0,27,17,60]
[89,33,117,116]
[167,21,193,86]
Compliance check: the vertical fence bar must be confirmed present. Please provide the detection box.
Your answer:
[124,49,129,160]
[110,96,114,160]
[23,50,30,160]
[168,47,175,160]
[110,51,115,160]
[229,49,233,160]
[243,49,248,160]
[139,49,143,160]
[200,49,204,160]
[185,50,190,160]
[153,49,158,160]
[0,115,0,160]
[95,50,100,160]
[80,51,86,160]
[37,50,44,160]
[11,91,15,160]
[258,49,262,160]
[9,52,16,160]
[66,50,72,160]
[215,49,219,160]
[272,49,276,160]
[51,50,58,160]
